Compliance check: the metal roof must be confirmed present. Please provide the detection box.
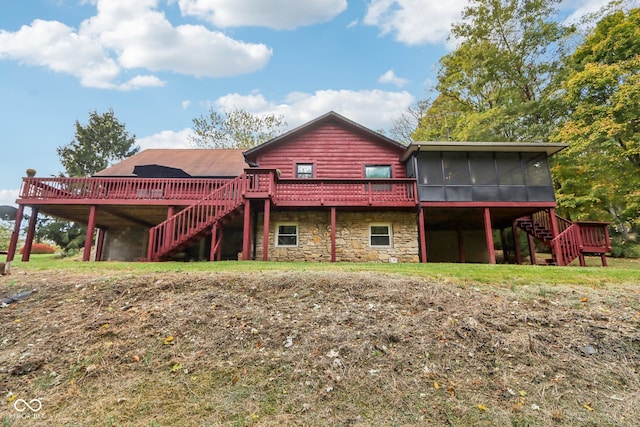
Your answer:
[94,149,247,177]
[400,141,568,161]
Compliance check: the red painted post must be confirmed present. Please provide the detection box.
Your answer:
[21,207,39,262]
[548,208,563,266]
[6,205,24,263]
[95,228,106,261]
[262,201,270,261]
[418,208,427,263]
[242,200,251,261]
[331,207,336,262]
[209,222,218,261]
[483,208,496,264]
[528,234,536,265]
[83,205,97,261]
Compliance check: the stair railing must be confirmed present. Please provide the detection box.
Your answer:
[148,174,248,260]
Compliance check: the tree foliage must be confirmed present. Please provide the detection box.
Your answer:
[57,109,139,177]
[552,8,640,235]
[34,216,85,255]
[413,0,572,142]
[189,108,287,149]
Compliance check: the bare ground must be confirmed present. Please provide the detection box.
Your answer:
[1,268,639,426]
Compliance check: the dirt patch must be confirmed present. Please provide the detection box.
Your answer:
[1,268,639,426]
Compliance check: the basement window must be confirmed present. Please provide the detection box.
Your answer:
[370,224,392,247]
[276,224,298,247]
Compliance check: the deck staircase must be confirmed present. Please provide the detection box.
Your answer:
[515,212,611,266]
[147,174,248,261]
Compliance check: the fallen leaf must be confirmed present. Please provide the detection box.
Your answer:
[477,404,487,411]
[133,354,140,363]
[581,297,588,303]
[433,381,440,389]
[583,403,595,412]
[163,336,174,345]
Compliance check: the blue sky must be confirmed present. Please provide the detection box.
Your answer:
[0,0,613,207]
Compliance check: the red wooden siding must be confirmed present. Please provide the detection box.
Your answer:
[251,123,406,179]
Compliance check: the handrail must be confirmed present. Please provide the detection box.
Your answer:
[551,224,581,266]
[19,177,232,201]
[147,174,248,261]
[273,178,417,205]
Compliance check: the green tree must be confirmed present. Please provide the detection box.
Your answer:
[189,108,287,149]
[413,0,572,142]
[57,109,139,177]
[48,109,139,254]
[552,8,640,237]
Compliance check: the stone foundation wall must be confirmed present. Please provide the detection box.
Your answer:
[102,226,147,261]
[255,210,419,263]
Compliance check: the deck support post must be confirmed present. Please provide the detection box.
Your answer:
[210,222,219,261]
[457,228,465,263]
[483,208,496,264]
[330,207,336,262]
[83,205,97,261]
[6,205,24,263]
[548,208,563,266]
[95,228,106,261]
[528,234,536,265]
[262,201,270,261]
[418,208,427,263]
[512,222,522,265]
[242,200,251,261]
[21,207,39,262]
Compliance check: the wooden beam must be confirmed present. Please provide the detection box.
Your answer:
[6,205,24,263]
[528,234,536,265]
[95,228,106,261]
[331,207,336,262]
[483,208,496,264]
[418,208,427,263]
[21,207,39,262]
[262,201,270,261]
[209,222,218,261]
[83,205,97,261]
[242,200,251,261]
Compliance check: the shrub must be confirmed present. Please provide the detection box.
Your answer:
[19,242,56,254]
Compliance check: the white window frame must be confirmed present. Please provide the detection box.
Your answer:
[369,223,392,247]
[296,163,314,179]
[275,223,299,247]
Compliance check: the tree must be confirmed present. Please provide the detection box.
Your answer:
[57,109,139,177]
[48,109,139,254]
[552,8,640,237]
[413,0,573,142]
[389,100,430,144]
[189,108,287,149]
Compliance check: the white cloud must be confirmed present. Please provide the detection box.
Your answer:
[177,0,348,29]
[182,100,191,109]
[137,129,193,150]
[559,0,639,26]
[0,0,272,89]
[212,89,415,130]
[0,189,20,208]
[364,0,468,45]
[378,69,408,87]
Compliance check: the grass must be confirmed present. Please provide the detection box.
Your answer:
[2,254,639,426]
[8,253,640,287]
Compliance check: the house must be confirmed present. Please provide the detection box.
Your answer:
[6,111,611,267]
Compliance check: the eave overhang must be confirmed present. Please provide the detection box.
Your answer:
[400,142,569,162]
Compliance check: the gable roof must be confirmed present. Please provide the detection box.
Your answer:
[94,149,247,177]
[243,111,406,161]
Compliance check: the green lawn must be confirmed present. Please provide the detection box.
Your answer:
[8,254,639,287]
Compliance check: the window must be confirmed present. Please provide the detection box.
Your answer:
[276,224,298,247]
[365,165,392,191]
[296,163,314,179]
[365,165,391,179]
[370,224,392,247]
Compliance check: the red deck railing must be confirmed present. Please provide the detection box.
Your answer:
[147,175,249,261]
[274,178,417,206]
[19,177,231,202]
